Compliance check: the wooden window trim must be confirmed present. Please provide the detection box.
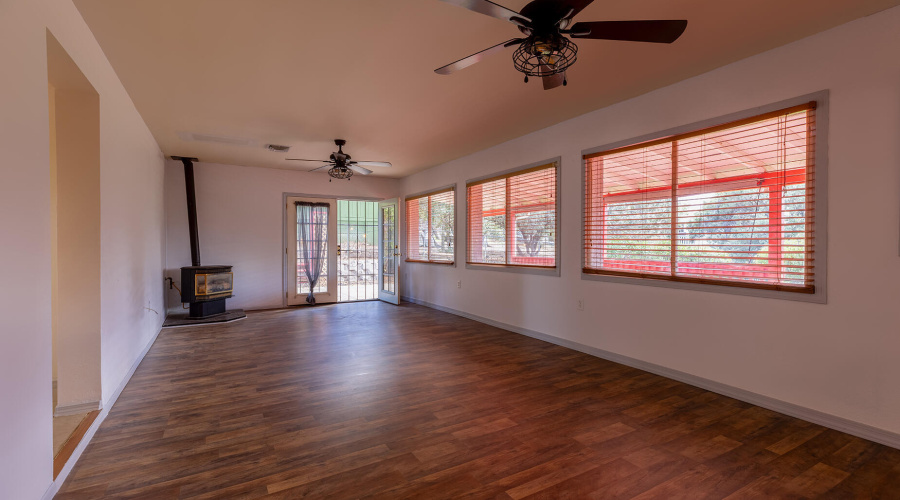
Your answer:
[405,186,454,202]
[582,99,821,297]
[405,186,456,265]
[584,102,816,160]
[466,160,560,271]
[581,268,815,294]
[466,163,558,187]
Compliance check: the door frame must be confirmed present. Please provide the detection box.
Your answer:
[287,196,337,305]
[378,198,400,305]
[282,193,386,307]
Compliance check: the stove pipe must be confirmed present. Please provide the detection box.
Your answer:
[173,156,201,266]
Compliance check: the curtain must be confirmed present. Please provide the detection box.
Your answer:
[297,202,329,304]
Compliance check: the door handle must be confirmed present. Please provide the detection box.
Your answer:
[336,244,341,256]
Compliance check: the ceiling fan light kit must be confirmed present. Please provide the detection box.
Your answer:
[435,0,687,90]
[513,35,577,78]
[327,166,354,181]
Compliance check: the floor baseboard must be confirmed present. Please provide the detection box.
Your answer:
[401,295,900,451]
[42,324,165,500]
[53,401,101,417]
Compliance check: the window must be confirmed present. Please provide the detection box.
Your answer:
[584,102,817,293]
[467,162,558,269]
[405,187,455,264]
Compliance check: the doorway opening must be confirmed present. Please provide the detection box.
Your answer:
[337,200,378,302]
[287,196,399,306]
[48,30,102,477]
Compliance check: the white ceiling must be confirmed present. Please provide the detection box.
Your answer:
[74,0,900,178]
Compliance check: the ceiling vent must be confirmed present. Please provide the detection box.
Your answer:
[176,131,257,147]
[266,144,291,152]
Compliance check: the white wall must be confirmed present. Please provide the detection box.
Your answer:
[0,1,165,498]
[400,7,900,438]
[165,161,400,313]
[53,83,102,410]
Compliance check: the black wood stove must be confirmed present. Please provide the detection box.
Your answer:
[180,265,233,318]
[172,156,240,320]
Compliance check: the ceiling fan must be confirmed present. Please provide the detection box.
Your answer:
[287,139,392,181]
[435,0,687,90]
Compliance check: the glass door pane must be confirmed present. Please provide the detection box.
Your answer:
[381,204,396,294]
[297,205,328,295]
[286,197,336,305]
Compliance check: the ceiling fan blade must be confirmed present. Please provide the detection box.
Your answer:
[352,161,392,168]
[438,0,531,25]
[348,165,373,175]
[569,20,688,43]
[286,158,330,162]
[435,38,523,75]
[305,165,332,172]
[542,69,566,90]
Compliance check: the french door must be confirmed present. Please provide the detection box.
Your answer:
[378,198,400,305]
[287,196,337,305]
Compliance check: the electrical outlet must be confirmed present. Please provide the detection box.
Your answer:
[577,299,584,311]
[457,280,461,289]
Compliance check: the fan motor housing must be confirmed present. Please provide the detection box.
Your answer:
[518,1,572,31]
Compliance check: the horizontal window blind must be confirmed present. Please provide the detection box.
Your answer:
[405,187,455,264]
[584,102,816,292]
[468,163,558,268]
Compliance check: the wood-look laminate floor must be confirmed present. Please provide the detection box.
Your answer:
[57,302,900,499]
